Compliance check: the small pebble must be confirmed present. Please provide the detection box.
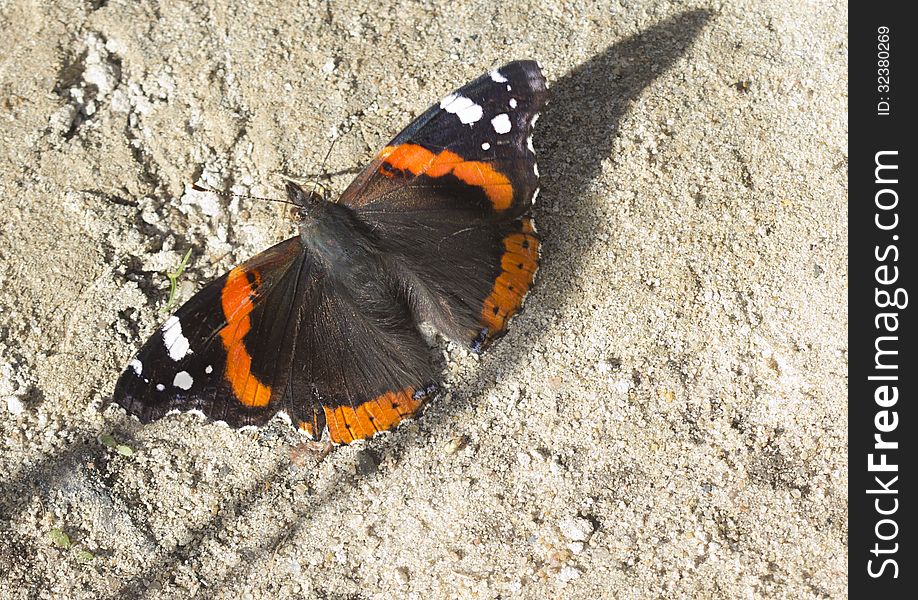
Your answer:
[395,567,410,584]
[6,396,24,415]
[549,457,565,474]
[557,566,581,583]
[355,450,379,476]
[444,435,467,455]
[558,516,594,542]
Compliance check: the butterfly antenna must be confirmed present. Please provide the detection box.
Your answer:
[311,137,339,200]
[190,183,299,207]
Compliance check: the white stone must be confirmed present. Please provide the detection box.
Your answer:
[517,451,532,467]
[558,516,595,542]
[550,457,565,474]
[557,566,581,583]
[6,396,24,416]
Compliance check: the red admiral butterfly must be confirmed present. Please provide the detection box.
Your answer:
[114,61,547,444]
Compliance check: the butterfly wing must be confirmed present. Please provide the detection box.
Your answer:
[113,238,305,427]
[282,257,438,444]
[340,60,546,218]
[114,236,438,443]
[340,60,547,349]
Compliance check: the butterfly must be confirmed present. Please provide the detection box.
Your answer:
[113,60,548,444]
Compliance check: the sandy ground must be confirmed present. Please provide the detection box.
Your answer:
[0,0,848,598]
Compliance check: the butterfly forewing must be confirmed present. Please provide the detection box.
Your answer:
[340,60,547,218]
[114,238,303,426]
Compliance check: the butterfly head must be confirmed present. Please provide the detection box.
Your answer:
[286,181,325,212]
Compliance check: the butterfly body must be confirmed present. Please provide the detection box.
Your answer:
[114,61,548,444]
[293,186,386,287]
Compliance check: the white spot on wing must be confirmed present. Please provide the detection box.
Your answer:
[129,359,143,376]
[509,98,518,109]
[440,94,483,125]
[156,383,165,391]
[490,69,508,83]
[532,187,540,205]
[531,113,540,128]
[533,163,540,177]
[162,316,192,361]
[481,142,491,150]
[506,84,512,91]
[205,365,213,374]
[491,113,512,134]
[526,135,535,153]
[173,371,193,390]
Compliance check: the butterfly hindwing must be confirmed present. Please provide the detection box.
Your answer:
[361,210,540,350]
[283,260,439,443]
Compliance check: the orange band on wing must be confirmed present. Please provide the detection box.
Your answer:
[322,388,424,444]
[219,267,272,407]
[298,419,316,439]
[378,144,513,211]
[480,218,539,335]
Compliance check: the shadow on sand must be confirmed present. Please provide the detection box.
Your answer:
[0,10,712,597]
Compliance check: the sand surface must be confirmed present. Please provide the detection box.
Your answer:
[0,1,847,598]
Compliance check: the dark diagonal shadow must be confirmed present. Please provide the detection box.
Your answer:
[104,443,371,599]
[198,9,716,595]
[106,460,290,599]
[423,10,716,432]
